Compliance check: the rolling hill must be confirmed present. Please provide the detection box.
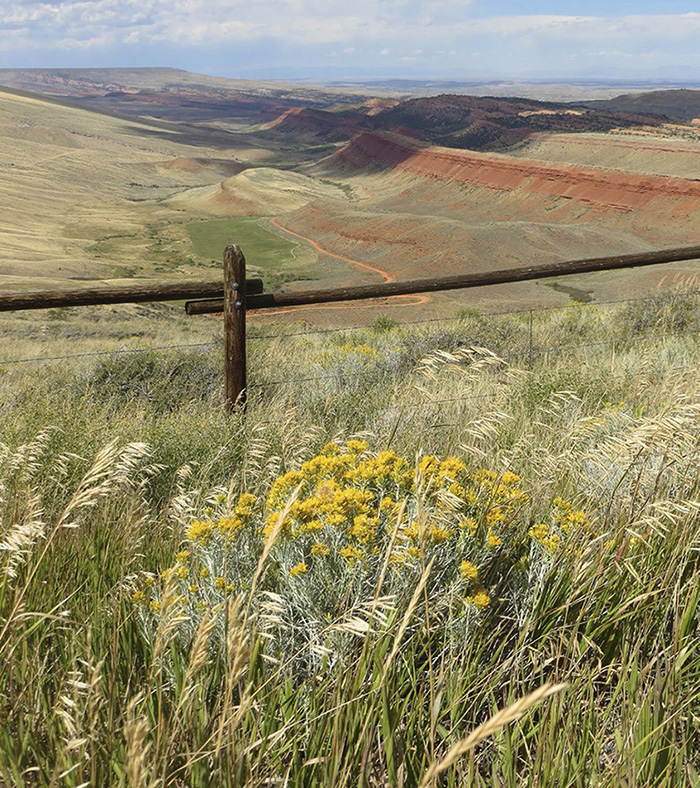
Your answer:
[1,70,700,318]
[585,89,700,123]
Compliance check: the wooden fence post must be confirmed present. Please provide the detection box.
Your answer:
[223,245,246,412]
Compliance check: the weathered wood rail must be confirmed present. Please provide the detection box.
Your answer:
[0,277,263,311]
[185,245,700,314]
[1,242,700,412]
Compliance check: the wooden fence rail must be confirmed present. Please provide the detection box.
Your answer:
[185,244,700,314]
[0,277,263,312]
[1,242,700,413]
[194,243,700,410]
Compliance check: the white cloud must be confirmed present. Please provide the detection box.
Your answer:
[0,0,699,81]
[455,12,700,42]
[588,50,635,59]
[0,0,478,50]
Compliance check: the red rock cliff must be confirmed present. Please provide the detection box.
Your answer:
[330,132,700,213]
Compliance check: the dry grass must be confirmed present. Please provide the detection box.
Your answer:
[1,292,700,786]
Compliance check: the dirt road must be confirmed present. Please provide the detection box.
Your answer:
[270,217,396,283]
[264,217,430,316]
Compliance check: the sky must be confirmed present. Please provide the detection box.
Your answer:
[1,0,700,82]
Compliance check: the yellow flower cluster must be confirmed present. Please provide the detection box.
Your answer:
[450,467,528,553]
[274,446,526,574]
[460,560,479,581]
[289,561,308,577]
[529,498,592,554]
[133,493,259,615]
[465,589,490,610]
[136,443,592,623]
[528,523,561,554]
[311,541,330,556]
[186,492,257,545]
[319,344,380,367]
[260,443,538,610]
[552,498,589,534]
[459,560,490,610]
[215,576,235,592]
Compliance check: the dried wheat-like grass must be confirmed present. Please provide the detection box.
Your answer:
[225,596,250,689]
[168,464,198,530]
[152,573,189,666]
[124,694,153,788]
[331,595,395,639]
[382,558,434,679]
[51,658,104,787]
[59,441,150,528]
[418,682,569,787]
[213,596,252,757]
[0,490,44,582]
[0,440,152,649]
[185,609,218,682]
[416,346,508,382]
[0,430,54,484]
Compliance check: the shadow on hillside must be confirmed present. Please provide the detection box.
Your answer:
[124,121,247,149]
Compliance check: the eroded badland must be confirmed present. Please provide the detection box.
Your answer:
[2,68,700,321]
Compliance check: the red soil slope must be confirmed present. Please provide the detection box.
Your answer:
[329,132,700,214]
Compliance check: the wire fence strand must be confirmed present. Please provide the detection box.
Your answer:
[3,290,700,417]
[247,288,700,342]
[0,341,215,367]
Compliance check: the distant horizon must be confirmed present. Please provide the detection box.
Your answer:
[1,65,700,93]
[2,3,700,85]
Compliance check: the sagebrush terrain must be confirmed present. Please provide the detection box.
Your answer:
[1,291,700,785]
[2,71,700,786]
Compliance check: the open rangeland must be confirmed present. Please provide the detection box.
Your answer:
[3,76,700,322]
[2,70,700,787]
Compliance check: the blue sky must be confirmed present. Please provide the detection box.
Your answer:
[1,1,699,81]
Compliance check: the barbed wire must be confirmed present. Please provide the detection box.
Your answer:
[531,325,700,356]
[249,344,700,408]
[251,326,700,392]
[2,288,700,374]
[0,341,214,367]
[254,365,410,390]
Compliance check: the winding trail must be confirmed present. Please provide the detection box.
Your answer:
[270,217,396,283]
[263,217,430,317]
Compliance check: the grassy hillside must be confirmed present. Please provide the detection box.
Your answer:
[1,291,699,786]
[0,88,333,291]
[4,81,700,327]
[186,217,318,290]
[585,89,700,122]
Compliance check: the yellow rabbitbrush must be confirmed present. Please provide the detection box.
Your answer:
[134,441,593,658]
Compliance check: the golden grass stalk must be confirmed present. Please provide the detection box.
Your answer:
[185,608,218,682]
[382,557,434,680]
[0,491,44,582]
[418,682,569,787]
[245,485,300,620]
[59,441,150,528]
[214,595,251,757]
[0,441,149,648]
[152,573,188,667]
[124,694,153,788]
